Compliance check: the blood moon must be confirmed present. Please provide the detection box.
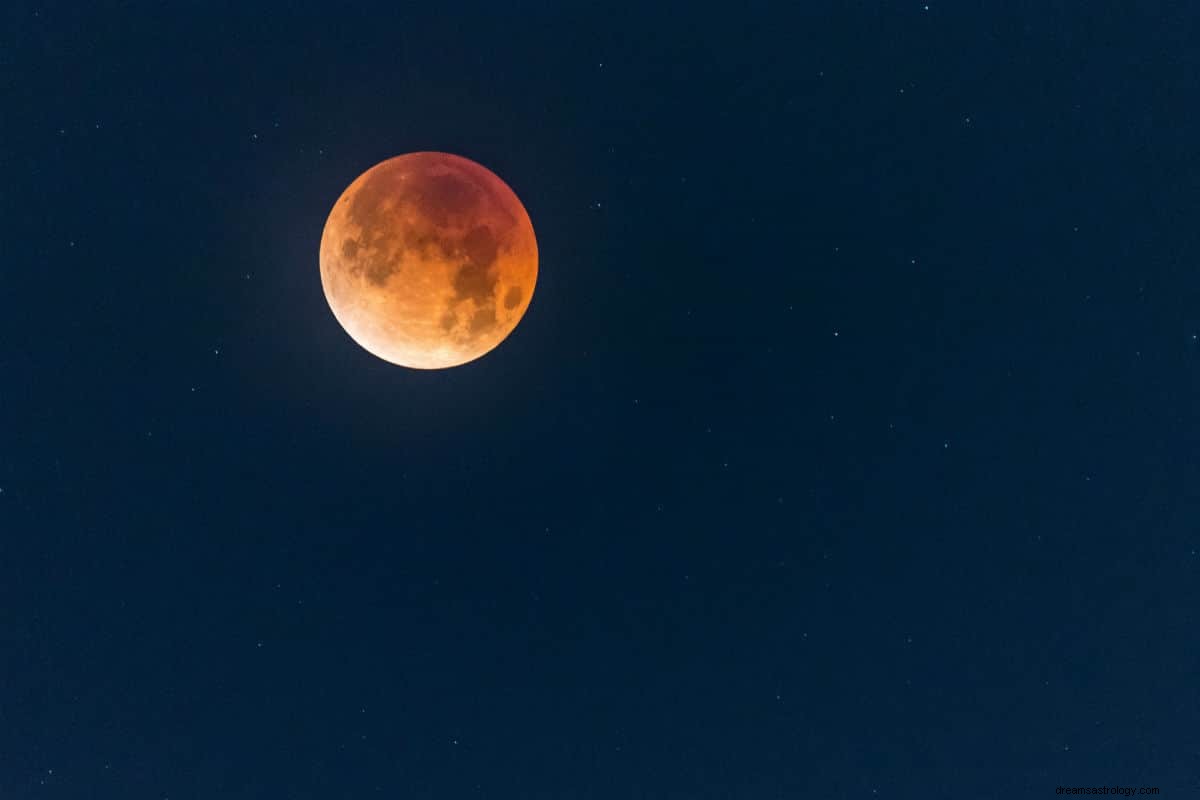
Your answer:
[319,152,537,369]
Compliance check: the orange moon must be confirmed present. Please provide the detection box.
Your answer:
[319,152,538,369]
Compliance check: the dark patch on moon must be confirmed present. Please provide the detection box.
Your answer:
[453,261,496,305]
[415,172,480,227]
[364,253,399,287]
[403,227,440,258]
[462,225,497,269]
[503,286,522,310]
[440,310,458,331]
[469,305,497,337]
[453,225,499,304]
[342,238,359,259]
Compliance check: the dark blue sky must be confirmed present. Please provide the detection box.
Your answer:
[4,1,1198,797]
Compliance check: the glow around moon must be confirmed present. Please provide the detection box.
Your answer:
[319,152,538,369]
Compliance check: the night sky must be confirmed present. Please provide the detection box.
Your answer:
[4,1,1199,797]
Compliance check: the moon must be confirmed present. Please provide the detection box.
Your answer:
[319,152,538,369]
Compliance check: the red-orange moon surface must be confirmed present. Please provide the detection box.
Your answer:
[319,152,538,369]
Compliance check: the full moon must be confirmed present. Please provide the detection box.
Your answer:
[319,152,538,369]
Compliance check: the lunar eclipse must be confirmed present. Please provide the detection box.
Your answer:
[319,152,538,369]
